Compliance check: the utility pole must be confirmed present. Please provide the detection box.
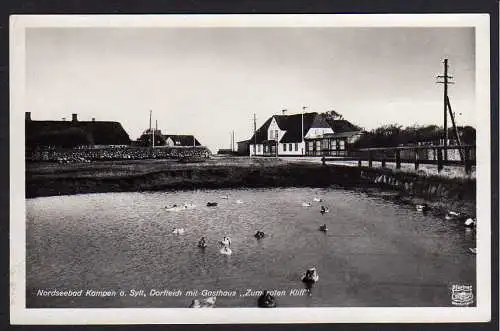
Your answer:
[232,130,235,152]
[302,106,307,156]
[154,120,157,148]
[149,110,153,148]
[437,59,453,161]
[253,113,257,156]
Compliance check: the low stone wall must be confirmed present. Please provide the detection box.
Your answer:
[358,167,475,201]
[27,146,211,162]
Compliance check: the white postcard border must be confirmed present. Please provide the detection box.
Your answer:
[10,14,491,324]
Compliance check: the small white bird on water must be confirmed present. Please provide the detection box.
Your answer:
[172,228,185,235]
[445,211,461,220]
[220,246,232,255]
[236,199,243,204]
[313,197,322,202]
[302,202,312,207]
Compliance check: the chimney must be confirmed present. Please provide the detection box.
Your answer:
[72,113,78,122]
[282,109,287,115]
[25,112,31,121]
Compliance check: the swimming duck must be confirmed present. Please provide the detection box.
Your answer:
[236,199,243,204]
[320,206,329,214]
[416,204,430,212]
[206,202,218,207]
[302,202,312,207]
[189,297,216,308]
[221,195,229,200]
[319,224,328,232]
[302,267,319,283]
[220,236,232,247]
[172,228,185,235]
[202,296,216,307]
[445,211,461,220]
[313,197,323,202]
[220,246,232,255]
[198,237,207,248]
[189,299,202,308]
[165,204,182,212]
[254,231,265,239]
[183,203,196,209]
[257,290,277,308]
[464,218,476,228]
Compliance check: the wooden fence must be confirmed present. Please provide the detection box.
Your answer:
[323,145,476,174]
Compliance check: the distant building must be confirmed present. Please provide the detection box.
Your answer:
[237,140,250,156]
[164,134,202,147]
[25,112,130,149]
[217,149,234,155]
[248,111,363,156]
[135,130,202,147]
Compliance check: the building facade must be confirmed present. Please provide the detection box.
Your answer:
[248,111,362,157]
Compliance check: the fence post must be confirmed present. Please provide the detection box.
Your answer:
[395,150,401,169]
[414,149,420,170]
[358,155,362,167]
[381,158,386,168]
[464,146,471,174]
[437,147,443,172]
[368,151,373,168]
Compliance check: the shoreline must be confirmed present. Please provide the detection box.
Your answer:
[26,160,476,217]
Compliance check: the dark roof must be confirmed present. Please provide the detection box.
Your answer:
[279,113,318,143]
[26,120,131,148]
[164,134,202,146]
[327,119,363,132]
[323,131,363,139]
[248,117,274,144]
[248,112,362,144]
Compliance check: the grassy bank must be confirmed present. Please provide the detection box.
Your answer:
[26,157,476,217]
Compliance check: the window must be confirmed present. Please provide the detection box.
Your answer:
[258,145,261,152]
[316,140,321,151]
[283,143,287,151]
[339,140,345,150]
[295,143,298,151]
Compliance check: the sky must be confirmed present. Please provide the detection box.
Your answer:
[26,27,475,153]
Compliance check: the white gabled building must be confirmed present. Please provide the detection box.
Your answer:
[248,111,363,157]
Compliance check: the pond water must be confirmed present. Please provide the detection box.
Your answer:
[26,187,476,307]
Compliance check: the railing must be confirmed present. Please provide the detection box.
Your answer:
[322,145,476,174]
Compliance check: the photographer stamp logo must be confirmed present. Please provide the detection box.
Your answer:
[451,284,474,306]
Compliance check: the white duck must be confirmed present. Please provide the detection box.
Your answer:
[220,236,232,247]
[165,205,182,212]
[302,202,312,207]
[236,199,243,204]
[464,218,476,228]
[220,246,232,255]
[445,211,461,220]
[172,228,185,235]
[202,296,216,307]
[313,197,322,202]
[183,203,196,210]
